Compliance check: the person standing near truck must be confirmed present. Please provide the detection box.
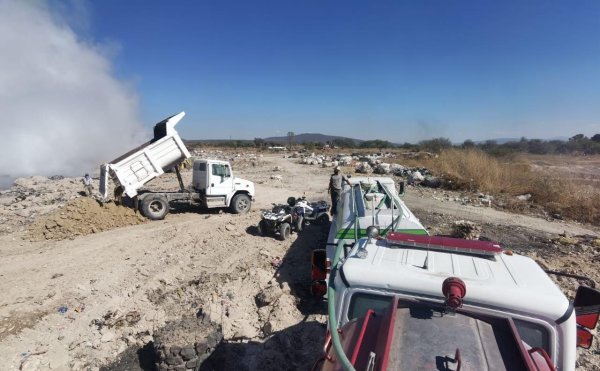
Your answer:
[328,166,351,215]
[82,173,93,196]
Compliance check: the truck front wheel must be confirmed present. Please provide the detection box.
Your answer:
[230,194,251,214]
[141,195,169,220]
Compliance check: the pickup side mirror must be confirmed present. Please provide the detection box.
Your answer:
[398,181,405,197]
[574,285,600,348]
[574,285,600,329]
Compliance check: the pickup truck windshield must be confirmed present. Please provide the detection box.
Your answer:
[348,292,552,362]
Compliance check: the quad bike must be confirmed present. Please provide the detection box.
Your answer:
[257,200,302,240]
[289,196,330,231]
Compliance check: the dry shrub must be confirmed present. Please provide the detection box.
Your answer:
[400,149,600,224]
[411,148,532,194]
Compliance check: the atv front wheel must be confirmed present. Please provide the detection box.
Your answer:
[279,222,291,241]
[294,215,304,232]
[258,219,269,236]
[315,213,330,225]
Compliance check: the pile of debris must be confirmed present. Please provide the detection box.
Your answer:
[296,152,439,184]
[137,266,325,371]
[0,175,82,234]
[298,152,398,170]
[27,197,146,241]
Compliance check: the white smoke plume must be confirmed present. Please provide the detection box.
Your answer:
[0,0,146,186]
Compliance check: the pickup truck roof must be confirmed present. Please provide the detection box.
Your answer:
[341,236,570,322]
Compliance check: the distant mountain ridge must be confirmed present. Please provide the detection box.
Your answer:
[263,133,363,144]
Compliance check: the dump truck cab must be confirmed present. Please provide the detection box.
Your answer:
[192,159,254,210]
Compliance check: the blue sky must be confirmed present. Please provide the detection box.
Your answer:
[82,1,600,142]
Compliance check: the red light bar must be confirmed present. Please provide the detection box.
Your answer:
[387,232,502,256]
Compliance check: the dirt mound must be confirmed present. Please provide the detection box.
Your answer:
[27,197,146,241]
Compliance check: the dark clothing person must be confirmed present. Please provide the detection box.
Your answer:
[328,168,350,215]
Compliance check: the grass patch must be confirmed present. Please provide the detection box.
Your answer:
[398,148,600,224]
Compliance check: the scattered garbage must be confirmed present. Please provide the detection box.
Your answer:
[355,162,373,174]
[420,176,442,188]
[125,310,141,325]
[517,193,532,201]
[270,257,283,269]
[373,163,391,175]
[58,306,68,314]
[410,170,425,183]
[452,220,481,240]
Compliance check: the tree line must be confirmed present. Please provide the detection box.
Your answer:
[419,134,600,155]
[189,134,600,155]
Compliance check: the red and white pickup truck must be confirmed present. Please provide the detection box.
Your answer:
[312,181,600,371]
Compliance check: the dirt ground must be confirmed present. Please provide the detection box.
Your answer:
[0,154,599,370]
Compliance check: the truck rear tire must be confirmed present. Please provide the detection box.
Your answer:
[141,195,169,220]
[230,194,251,214]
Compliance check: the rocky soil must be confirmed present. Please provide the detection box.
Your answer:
[0,153,598,370]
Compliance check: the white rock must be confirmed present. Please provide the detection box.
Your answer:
[411,171,424,181]
[374,163,391,174]
[338,156,353,165]
[14,209,30,217]
[355,162,372,174]
[101,331,115,343]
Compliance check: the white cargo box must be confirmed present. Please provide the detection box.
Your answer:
[99,112,191,199]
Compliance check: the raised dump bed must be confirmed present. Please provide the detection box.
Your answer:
[99,112,190,199]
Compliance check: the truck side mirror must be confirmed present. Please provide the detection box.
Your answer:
[398,181,405,197]
[574,285,600,330]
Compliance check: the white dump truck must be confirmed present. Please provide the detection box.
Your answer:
[99,112,255,220]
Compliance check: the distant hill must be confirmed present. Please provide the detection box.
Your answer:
[263,133,363,144]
